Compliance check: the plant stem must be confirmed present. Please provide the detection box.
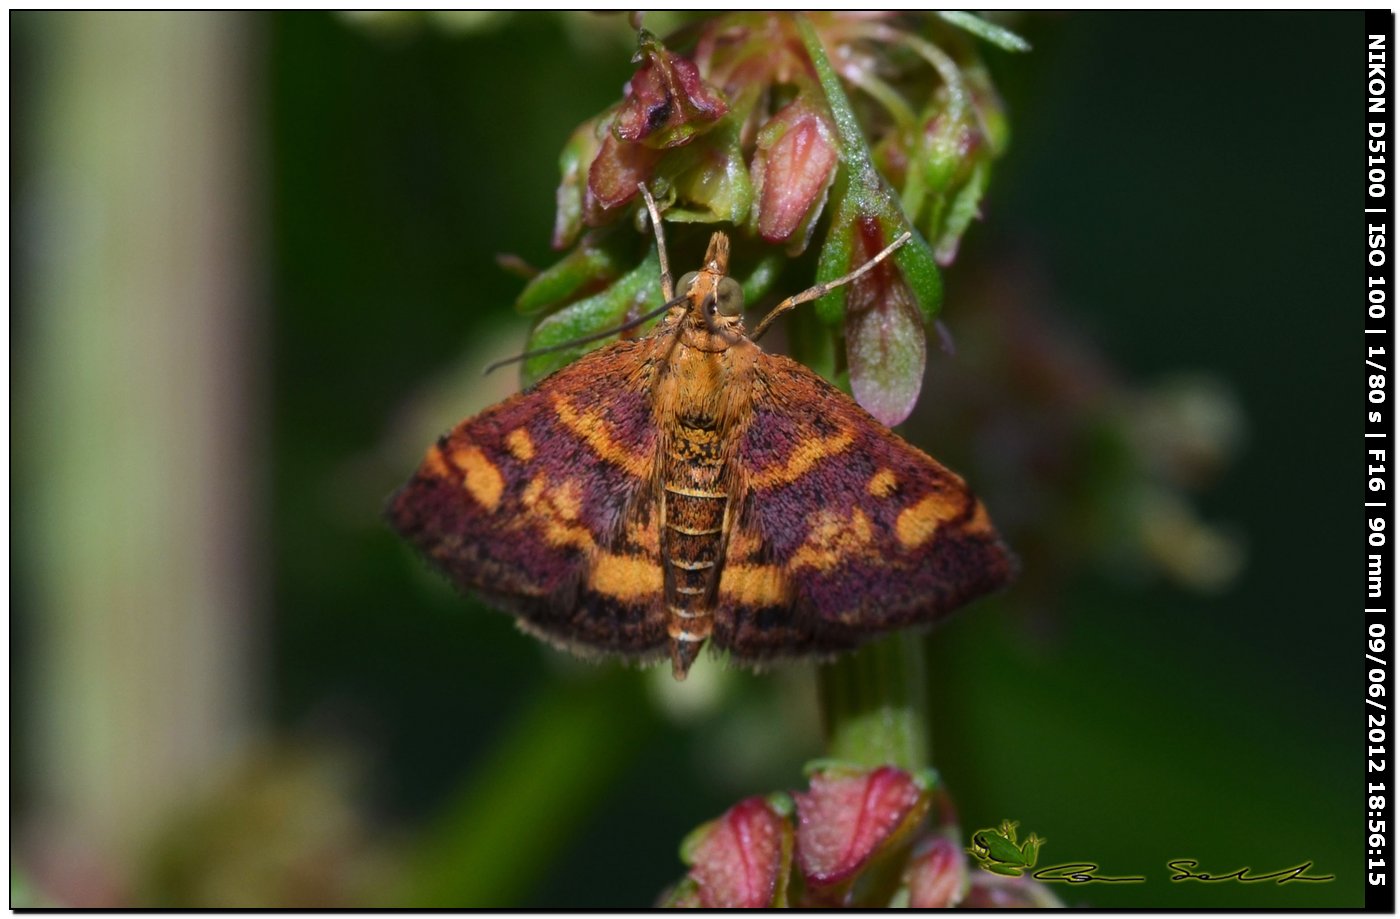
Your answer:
[817,633,930,771]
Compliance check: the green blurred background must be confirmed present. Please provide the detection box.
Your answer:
[11,11,1361,908]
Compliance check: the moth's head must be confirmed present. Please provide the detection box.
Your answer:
[675,231,744,338]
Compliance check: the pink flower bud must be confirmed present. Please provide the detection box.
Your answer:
[794,765,929,889]
[585,131,661,218]
[682,796,793,908]
[903,835,969,908]
[751,99,838,249]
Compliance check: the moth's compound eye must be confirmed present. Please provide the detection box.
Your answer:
[716,276,744,316]
[676,271,699,298]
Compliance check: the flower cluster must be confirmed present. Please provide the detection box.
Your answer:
[519,12,1025,424]
[657,763,1061,909]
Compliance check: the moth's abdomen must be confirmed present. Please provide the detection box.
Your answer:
[662,423,728,678]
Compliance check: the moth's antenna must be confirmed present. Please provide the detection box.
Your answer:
[638,182,674,301]
[751,231,914,340]
[484,295,685,375]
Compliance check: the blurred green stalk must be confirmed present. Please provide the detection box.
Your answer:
[22,11,260,883]
[817,633,930,771]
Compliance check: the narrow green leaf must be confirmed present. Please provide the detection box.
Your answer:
[937,12,1031,53]
[513,232,631,316]
[521,249,661,386]
[794,16,886,210]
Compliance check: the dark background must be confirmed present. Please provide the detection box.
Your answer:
[12,11,1361,907]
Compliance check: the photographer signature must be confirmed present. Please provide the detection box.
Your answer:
[1028,860,1334,885]
[969,821,1333,885]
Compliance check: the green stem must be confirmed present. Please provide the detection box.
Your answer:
[817,633,930,771]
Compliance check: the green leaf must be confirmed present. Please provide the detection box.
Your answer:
[521,249,661,386]
[513,231,631,316]
[937,12,1031,53]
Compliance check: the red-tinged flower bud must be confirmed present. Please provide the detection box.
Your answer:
[794,765,930,890]
[916,109,988,267]
[614,32,728,151]
[903,835,969,908]
[961,871,1065,908]
[585,130,662,221]
[680,795,794,908]
[750,99,838,250]
[921,111,982,197]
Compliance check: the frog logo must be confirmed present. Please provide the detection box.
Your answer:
[967,820,1045,878]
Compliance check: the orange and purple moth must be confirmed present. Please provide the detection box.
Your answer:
[389,187,1014,680]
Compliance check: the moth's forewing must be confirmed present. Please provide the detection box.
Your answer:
[715,351,1015,661]
[387,337,670,658]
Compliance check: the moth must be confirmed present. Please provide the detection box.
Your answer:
[389,187,1014,680]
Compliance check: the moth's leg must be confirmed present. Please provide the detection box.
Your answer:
[638,182,674,302]
[752,231,912,340]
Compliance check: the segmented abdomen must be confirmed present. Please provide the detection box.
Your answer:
[662,422,728,677]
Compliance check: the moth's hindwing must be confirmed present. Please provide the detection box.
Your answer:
[387,338,669,658]
[716,351,1016,661]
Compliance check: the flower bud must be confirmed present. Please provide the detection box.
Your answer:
[917,107,990,266]
[750,98,838,251]
[794,765,930,890]
[679,795,794,908]
[585,130,661,222]
[614,31,728,150]
[903,835,969,908]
